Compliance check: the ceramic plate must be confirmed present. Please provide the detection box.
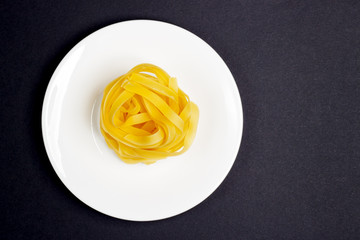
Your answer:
[42,20,243,221]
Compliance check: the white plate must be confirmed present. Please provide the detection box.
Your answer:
[42,20,243,221]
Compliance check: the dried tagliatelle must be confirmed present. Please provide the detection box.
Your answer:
[100,63,199,164]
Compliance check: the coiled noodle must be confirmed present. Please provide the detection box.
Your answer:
[100,63,199,164]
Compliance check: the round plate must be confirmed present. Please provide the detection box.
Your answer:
[42,20,243,221]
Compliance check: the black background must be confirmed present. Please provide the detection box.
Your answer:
[1,0,360,239]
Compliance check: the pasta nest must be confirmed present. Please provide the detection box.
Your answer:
[100,64,199,164]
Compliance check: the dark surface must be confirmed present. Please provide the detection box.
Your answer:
[1,0,360,239]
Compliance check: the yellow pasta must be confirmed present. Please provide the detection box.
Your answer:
[100,63,199,164]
